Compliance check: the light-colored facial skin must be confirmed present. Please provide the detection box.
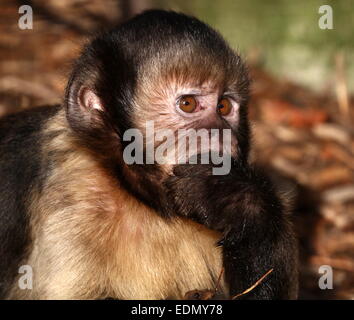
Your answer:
[135,76,241,130]
[133,77,240,170]
[174,85,240,128]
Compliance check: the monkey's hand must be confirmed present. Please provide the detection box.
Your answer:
[164,161,298,300]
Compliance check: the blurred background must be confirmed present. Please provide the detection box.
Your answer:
[0,0,353,299]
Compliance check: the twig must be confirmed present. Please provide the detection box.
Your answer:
[214,267,224,294]
[231,268,274,300]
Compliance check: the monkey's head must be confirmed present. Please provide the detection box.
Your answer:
[65,10,250,212]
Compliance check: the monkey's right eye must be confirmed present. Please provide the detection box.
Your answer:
[178,96,197,113]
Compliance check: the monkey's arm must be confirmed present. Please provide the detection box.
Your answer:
[165,162,298,299]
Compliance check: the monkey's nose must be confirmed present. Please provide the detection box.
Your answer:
[197,109,227,130]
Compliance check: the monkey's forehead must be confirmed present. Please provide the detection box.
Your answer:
[133,45,246,97]
[137,56,233,92]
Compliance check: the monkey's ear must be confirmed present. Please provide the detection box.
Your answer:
[78,87,104,112]
[65,82,107,135]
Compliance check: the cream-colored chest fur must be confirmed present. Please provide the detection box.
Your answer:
[13,166,225,299]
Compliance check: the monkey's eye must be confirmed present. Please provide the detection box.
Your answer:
[178,95,197,113]
[217,98,232,116]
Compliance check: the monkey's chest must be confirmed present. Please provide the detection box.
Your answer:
[109,217,226,299]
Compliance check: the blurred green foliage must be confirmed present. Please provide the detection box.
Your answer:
[154,0,354,92]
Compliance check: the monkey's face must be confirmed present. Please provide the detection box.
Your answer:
[129,44,249,170]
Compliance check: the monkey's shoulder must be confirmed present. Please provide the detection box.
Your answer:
[0,104,64,199]
[0,105,63,192]
[0,105,63,297]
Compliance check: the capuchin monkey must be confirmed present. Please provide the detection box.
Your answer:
[0,10,298,299]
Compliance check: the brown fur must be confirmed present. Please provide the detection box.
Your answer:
[7,109,226,299]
